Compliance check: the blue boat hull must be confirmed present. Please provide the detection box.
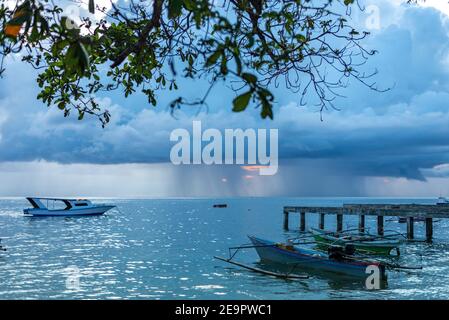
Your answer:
[249,236,386,280]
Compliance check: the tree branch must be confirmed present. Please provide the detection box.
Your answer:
[110,0,164,68]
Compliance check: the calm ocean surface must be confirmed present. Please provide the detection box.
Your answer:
[1,197,448,300]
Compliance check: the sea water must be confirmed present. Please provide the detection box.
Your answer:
[0,197,448,299]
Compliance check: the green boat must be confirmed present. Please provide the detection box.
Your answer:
[309,228,400,256]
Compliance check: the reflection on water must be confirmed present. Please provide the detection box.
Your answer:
[252,260,388,291]
[0,197,447,299]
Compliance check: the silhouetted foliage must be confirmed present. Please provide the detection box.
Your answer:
[0,0,382,126]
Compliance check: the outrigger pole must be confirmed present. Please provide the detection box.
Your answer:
[215,242,309,280]
[214,256,309,280]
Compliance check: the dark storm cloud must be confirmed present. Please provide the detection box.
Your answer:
[1,2,449,183]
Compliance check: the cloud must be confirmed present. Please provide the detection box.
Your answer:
[2,1,449,197]
[421,163,449,178]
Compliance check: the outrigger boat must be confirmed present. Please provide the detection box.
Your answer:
[216,235,421,281]
[247,235,387,280]
[309,228,400,256]
[23,197,115,217]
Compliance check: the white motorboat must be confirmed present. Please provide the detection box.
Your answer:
[23,197,115,217]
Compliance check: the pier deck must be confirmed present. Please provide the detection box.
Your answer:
[283,203,449,242]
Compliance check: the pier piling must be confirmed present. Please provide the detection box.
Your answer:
[426,218,433,242]
[319,213,325,230]
[359,214,365,233]
[300,211,306,232]
[283,210,289,230]
[407,217,414,240]
[377,215,384,236]
[336,214,343,233]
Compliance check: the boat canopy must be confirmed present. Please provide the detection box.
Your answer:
[26,197,92,210]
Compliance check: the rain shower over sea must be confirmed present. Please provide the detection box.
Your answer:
[0,197,448,299]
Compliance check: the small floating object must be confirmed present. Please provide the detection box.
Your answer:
[213,204,227,208]
[0,239,6,252]
[23,197,115,217]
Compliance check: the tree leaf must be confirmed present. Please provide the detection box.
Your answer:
[88,0,95,14]
[205,49,222,67]
[4,3,32,38]
[220,55,228,75]
[261,104,273,119]
[242,72,257,84]
[183,0,195,10]
[4,25,22,38]
[168,0,183,19]
[77,42,90,74]
[232,91,252,112]
[64,41,90,76]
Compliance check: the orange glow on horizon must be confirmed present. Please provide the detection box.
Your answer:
[241,165,270,172]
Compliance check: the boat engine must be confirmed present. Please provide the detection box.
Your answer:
[344,244,356,255]
[328,244,356,260]
[328,246,345,261]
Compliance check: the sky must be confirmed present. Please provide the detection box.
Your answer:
[1,0,449,197]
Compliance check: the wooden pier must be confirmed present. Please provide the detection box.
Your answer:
[283,203,449,242]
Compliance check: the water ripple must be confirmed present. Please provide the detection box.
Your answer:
[0,197,448,299]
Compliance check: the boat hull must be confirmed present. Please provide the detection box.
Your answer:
[310,228,399,255]
[23,205,115,217]
[249,236,386,280]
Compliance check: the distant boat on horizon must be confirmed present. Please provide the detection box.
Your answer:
[398,196,449,223]
[23,197,115,217]
[437,196,449,205]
